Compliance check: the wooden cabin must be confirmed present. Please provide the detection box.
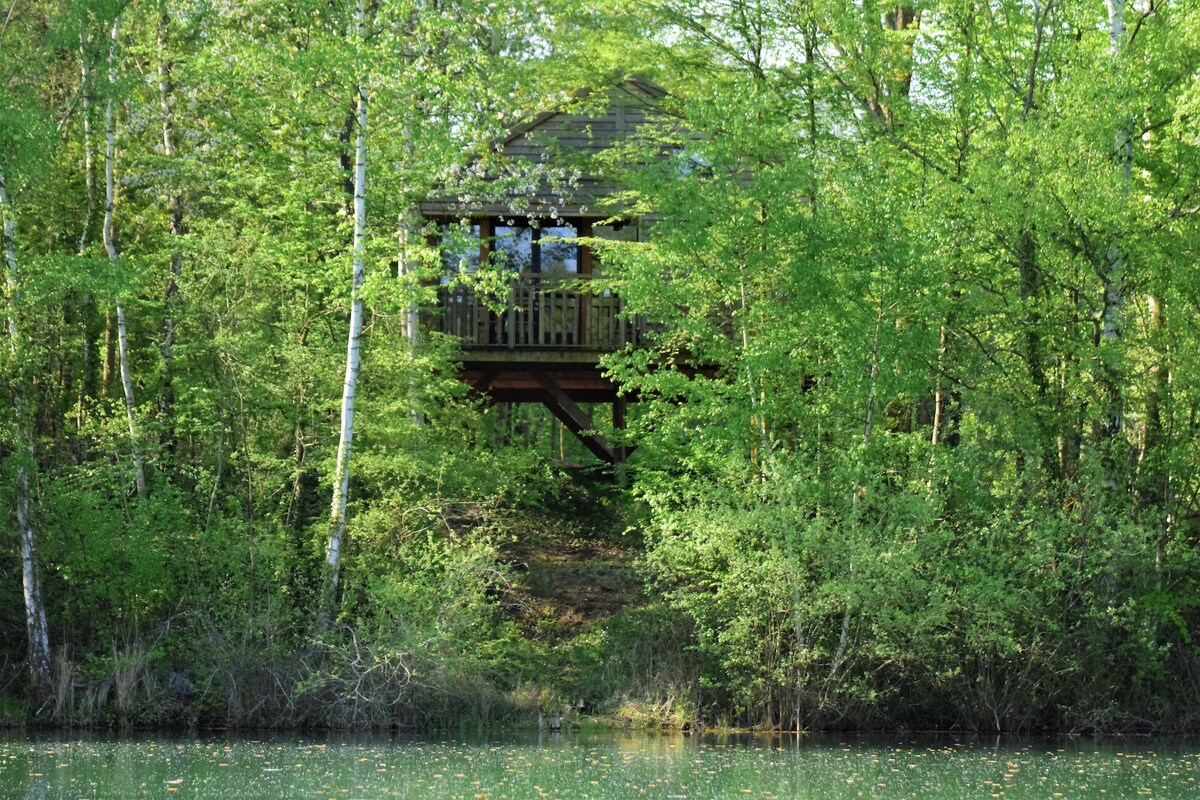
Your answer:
[421,80,667,463]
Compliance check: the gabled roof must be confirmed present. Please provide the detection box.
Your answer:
[497,78,667,149]
[421,78,668,218]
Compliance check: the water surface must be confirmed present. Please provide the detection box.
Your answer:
[2,730,1198,798]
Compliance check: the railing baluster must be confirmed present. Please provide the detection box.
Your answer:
[601,295,608,348]
[535,277,542,345]
[605,295,612,348]
[608,295,616,348]
[469,288,477,343]
[511,281,520,347]
[556,284,564,345]
[438,273,642,352]
[525,278,531,345]
[469,287,478,343]
[618,295,626,346]
[459,288,467,339]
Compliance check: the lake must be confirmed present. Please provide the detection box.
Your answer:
[2,729,1198,799]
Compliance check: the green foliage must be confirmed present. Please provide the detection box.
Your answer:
[3,0,1200,733]
[574,0,1200,731]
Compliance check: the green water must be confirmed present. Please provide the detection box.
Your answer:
[1,731,1198,799]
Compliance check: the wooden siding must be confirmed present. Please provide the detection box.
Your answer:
[420,80,667,217]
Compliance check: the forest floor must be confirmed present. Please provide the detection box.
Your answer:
[492,469,646,643]
[482,473,697,729]
[498,528,643,640]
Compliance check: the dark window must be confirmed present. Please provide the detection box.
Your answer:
[493,224,534,272]
[539,224,579,274]
[490,219,578,273]
[440,222,481,274]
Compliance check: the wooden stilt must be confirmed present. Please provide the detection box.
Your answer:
[532,370,615,463]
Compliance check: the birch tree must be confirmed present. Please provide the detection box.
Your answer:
[324,0,371,608]
[1,167,53,695]
[78,22,98,257]
[1095,0,1130,491]
[156,1,186,458]
[319,0,527,608]
[102,12,146,497]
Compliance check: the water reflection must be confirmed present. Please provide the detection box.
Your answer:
[2,729,1199,799]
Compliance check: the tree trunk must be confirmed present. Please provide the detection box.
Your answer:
[78,31,97,257]
[15,459,51,696]
[286,417,308,529]
[157,4,186,459]
[1138,293,1170,588]
[325,0,370,611]
[2,168,53,696]
[1139,298,1166,480]
[1098,0,1129,487]
[1017,229,1047,398]
[803,16,819,217]
[103,14,146,497]
[76,30,100,438]
[875,5,921,127]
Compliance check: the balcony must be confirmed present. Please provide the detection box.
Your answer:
[437,273,645,354]
[435,273,643,463]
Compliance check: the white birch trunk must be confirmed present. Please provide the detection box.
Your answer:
[2,168,53,694]
[15,456,51,694]
[78,32,96,257]
[2,177,14,347]
[1101,0,1128,445]
[157,5,184,448]
[103,14,146,497]
[738,271,770,465]
[1107,0,1127,54]
[325,0,369,601]
[74,33,98,434]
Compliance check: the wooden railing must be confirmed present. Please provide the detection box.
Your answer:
[438,273,645,350]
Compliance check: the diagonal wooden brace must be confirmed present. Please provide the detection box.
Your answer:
[531,370,616,463]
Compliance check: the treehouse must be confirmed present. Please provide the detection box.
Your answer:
[421,80,667,463]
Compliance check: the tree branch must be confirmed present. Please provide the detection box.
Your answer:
[1128,0,1160,47]
[1,0,17,39]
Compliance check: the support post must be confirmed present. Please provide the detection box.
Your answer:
[532,370,615,463]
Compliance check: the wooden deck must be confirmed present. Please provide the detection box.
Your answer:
[435,274,643,463]
[438,274,645,352]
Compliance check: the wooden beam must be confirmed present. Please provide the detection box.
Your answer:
[472,369,500,393]
[532,370,615,463]
[486,387,621,404]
